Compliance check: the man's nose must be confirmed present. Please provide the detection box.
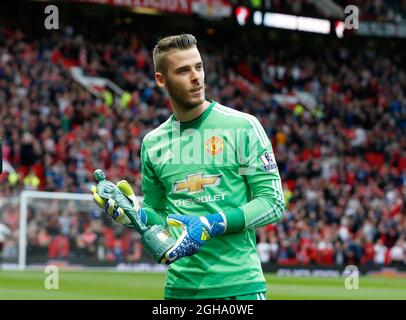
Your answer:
[190,68,200,82]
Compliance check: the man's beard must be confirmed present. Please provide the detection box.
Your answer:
[166,80,204,111]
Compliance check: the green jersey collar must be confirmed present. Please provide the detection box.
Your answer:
[171,100,216,129]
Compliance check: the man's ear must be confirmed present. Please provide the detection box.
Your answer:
[155,72,165,88]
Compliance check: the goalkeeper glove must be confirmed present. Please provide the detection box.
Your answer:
[165,213,226,263]
[91,180,147,227]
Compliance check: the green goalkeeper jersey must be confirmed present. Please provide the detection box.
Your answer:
[140,100,285,299]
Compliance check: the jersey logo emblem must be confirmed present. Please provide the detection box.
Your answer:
[172,173,221,194]
[205,136,224,156]
[260,151,278,173]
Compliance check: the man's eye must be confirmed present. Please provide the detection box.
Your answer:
[196,65,203,70]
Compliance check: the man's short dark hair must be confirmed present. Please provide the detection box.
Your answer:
[153,34,197,73]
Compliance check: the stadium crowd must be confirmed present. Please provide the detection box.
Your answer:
[0,24,405,267]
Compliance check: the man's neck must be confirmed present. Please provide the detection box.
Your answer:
[172,100,211,122]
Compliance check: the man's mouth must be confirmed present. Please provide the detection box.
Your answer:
[190,86,202,93]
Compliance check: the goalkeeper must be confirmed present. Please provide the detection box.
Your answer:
[92,34,285,300]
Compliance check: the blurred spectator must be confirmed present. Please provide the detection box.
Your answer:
[2,239,18,260]
[76,226,97,259]
[127,233,142,262]
[258,236,272,263]
[35,227,51,257]
[113,239,124,262]
[0,222,11,257]
[373,239,388,267]
[48,234,70,259]
[362,239,375,266]
[334,242,345,265]
[389,239,405,267]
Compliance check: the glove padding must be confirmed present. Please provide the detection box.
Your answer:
[91,180,147,227]
[165,213,226,263]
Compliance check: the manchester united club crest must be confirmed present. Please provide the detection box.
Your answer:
[205,136,224,156]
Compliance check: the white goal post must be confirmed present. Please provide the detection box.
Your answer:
[18,190,143,270]
[19,191,93,270]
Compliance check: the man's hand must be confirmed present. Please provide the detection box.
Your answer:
[91,180,147,228]
[165,213,226,263]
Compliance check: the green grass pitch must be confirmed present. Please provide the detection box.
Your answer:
[0,270,405,300]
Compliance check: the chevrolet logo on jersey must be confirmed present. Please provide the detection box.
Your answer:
[172,173,222,194]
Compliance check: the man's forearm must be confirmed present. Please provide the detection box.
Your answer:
[142,206,168,227]
[241,193,285,229]
[223,179,285,234]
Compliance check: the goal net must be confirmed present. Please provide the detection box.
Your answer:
[9,191,152,270]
